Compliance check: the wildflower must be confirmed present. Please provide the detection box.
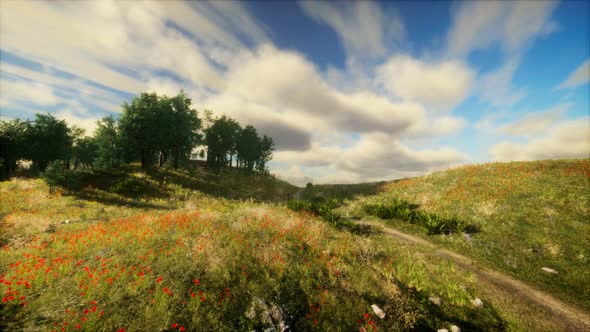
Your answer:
[193,279,200,285]
[157,276,163,283]
[179,327,186,331]
[172,323,178,328]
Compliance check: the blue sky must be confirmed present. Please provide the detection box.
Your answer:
[1,0,589,185]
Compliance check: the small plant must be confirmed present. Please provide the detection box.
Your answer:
[420,213,448,235]
[287,200,311,212]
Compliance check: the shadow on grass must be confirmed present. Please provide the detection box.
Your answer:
[71,189,172,210]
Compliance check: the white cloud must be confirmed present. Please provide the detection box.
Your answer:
[477,57,527,107]
[447,1,558,57]
[498,103,571,137]
[376,55,474,110]
[556,59,590,90]
[490,117,590,161]
[299,0,404,58]
[0,76,60,106]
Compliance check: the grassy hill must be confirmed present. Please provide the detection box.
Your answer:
[1,160,588,331]
[305,159,590,311]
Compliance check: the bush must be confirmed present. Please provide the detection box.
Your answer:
[42,161,82,192]
[109,177,150,197]
[306,182,313,188]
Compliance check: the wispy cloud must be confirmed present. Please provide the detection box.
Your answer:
[556,59,590,90]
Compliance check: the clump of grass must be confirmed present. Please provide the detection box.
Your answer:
[363,200,475,235]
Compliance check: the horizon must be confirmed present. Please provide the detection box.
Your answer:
[1,0,589,185]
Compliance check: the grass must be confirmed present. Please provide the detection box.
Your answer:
[1,160,586,330]
[0,166,514,331]
[336,159,590,311]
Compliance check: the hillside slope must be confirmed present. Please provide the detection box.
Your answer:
[318,159,590,310]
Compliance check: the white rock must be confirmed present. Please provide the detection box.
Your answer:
[451,325,461,332]
[371,304,386,319]
[541,267,558,274]
[64,219,70,224]
[437,329,449,332]
[471,298,484,307]
[429,296,441,306]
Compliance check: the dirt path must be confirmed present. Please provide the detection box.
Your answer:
[361,220,590,331]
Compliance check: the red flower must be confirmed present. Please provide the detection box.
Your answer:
[172,323,178,328]
[193,279,200,285]
[118,329,125,332]
[156,276,163,283]
[179,326,186,331]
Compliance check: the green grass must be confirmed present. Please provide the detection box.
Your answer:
[336,159,590,311]
[0,166,516,331]
[1,161,586,330]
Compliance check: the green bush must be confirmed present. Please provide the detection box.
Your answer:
[287,200,311,212]
[109,177,150,197]
[306,182,313,188]
[42,161,82,192]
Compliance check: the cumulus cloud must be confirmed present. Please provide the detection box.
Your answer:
[556,59,590,90]
[490,117,590,161]
[0,0,485,185]
[299,0,404,58]
[376,55,474,110]
[446,0,558,57]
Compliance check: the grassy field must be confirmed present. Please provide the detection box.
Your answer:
[326,159,590,311]
[1,161,587,331]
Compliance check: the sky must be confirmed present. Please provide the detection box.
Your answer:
[0,0,589,186]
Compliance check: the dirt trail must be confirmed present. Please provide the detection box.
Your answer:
[360,221,590,331]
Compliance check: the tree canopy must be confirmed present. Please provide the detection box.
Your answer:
[0,90,275,180]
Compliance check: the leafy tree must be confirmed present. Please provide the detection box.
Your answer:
[161,92,202,168]
[256,135,274,174]
[75,137,98,169]
[119,93,161,168]
[94,115,122,168]
[205,115,240,168]
[28,114,72,172]
[0,119,31,179]
[236,125,260,171]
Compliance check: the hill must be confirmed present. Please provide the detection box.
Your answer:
[302,159,590,311]
[1,160,588,331]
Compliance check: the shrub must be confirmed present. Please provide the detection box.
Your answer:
[109,177,150,197]
[306,182,313,188]
[42,161,82,192]
[287,200,311,212]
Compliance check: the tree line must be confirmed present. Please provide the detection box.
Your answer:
[0,91,274,180]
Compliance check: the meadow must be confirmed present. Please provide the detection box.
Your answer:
[1,160,588,331]
[327,159,590,311]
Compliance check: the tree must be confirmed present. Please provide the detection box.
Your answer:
[162,92,201,168]
[28,114,72,172]
[94,115,122,168]
[119,93,161,168]
[256,135,274,174]
[0,119,31,179]
[205,115,240,168]
[236,125,260,171]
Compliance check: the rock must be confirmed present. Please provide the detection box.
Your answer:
[63,219,70,224]
[463,233,472,242]
[471,298,484,307]
[371,304,385,319]
[429,296,441,306]
[437,329,448,332]
[451,325,461,332]
[541,267,558,274]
